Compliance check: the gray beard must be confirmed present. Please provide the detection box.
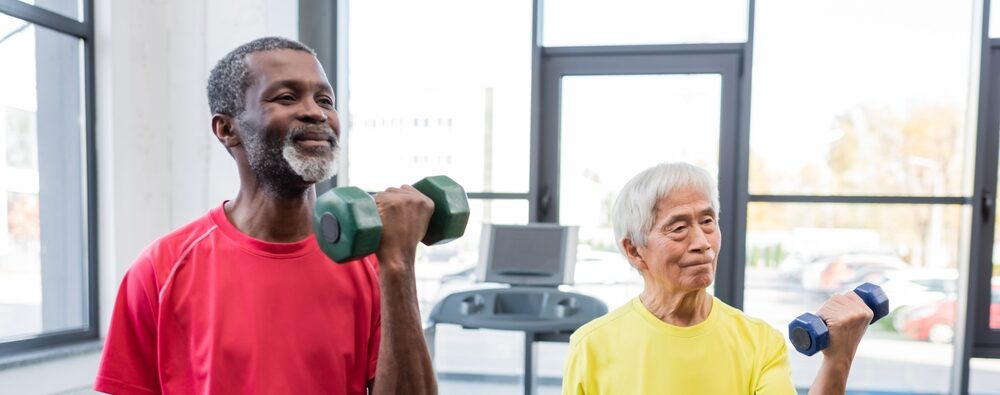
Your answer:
[240,118,339,197]
[282,139,339,182]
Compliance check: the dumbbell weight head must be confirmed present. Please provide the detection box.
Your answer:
[789,313,829,356]
[853,282,889,324]
[313,186,383,263]
[412,175,470,246]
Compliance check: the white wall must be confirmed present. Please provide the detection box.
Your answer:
[0,1,298,393]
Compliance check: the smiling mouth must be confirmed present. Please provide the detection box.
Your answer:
[294,139,331,148]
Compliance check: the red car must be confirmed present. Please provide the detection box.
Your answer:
[897,285,1000,344]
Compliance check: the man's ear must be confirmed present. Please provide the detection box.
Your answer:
[621,237,647,271]
[211,114,241,150]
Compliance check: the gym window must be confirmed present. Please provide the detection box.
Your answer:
[325,0,1000,392]
[0,0,98,357]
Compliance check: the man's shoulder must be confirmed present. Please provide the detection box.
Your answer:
[130,210,220,284]
[569,299,638,347]
[713,298,783,341]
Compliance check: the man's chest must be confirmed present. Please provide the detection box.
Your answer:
[157,253,376,364]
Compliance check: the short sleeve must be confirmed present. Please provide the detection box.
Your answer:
[755,327,796,395]
[561,340,587,395]
[94,257,161,395]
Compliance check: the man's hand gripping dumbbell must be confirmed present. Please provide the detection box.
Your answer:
[789,282,889,356]
[312,175,471,262]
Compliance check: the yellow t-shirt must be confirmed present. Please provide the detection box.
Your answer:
[562,296,795,395]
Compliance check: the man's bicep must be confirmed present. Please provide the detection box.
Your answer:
[561,342,587,395]
[755,332,796,395]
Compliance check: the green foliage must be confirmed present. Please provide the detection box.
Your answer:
[748,243,788,268]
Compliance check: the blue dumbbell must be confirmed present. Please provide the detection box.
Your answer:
[788,282,889,356]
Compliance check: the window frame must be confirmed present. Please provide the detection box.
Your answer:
[967,30,1000,358]
[952,7,1000,393]
[0,0,98,356]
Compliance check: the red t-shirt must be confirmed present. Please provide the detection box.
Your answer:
[95,203,381,395]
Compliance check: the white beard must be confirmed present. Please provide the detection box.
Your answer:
[282,140,339,182]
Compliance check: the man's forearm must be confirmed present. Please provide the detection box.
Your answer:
[807,357,851,395]
[372,263,437,395]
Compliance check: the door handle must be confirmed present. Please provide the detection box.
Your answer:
[983,190,994,222]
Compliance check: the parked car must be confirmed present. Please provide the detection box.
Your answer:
[896,284,1000,344]
[801,253,909,295]
[862,268,957,313]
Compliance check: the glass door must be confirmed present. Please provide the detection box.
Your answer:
[537,49,744,309]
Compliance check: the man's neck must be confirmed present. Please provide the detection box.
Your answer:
[639,285,713,327]
[225,186,316,243]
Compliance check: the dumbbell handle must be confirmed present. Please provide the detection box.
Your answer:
[788,282,889,356]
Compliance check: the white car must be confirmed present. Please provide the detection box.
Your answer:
[879,268,958,311]
[875,268,959,331]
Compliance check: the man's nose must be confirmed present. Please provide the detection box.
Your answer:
[689,226,711,253]
[298,97,328,123]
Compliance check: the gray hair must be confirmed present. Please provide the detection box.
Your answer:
[612,162,721,252]
[207,37,316,117]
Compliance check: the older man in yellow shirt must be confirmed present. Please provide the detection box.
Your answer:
[562,162,873,394]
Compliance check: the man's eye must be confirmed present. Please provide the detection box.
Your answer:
[317,97,334,106]
[277,94,296,101]
[671,226,686,233]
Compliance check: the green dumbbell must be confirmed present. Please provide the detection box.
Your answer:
[313,175,471,263]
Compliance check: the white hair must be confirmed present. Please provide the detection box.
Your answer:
[612,162,720,253]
